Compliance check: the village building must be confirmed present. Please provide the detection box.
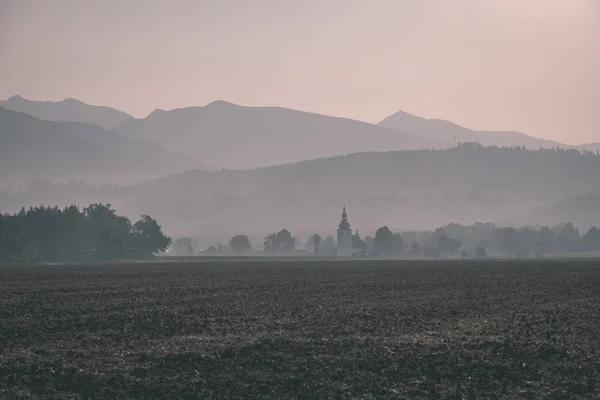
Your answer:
[337,206,354,256]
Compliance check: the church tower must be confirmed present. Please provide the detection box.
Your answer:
[337,206,353,256]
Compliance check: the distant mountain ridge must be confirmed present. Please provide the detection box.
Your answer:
[578,143,600,153]
[1,95,133,129]
[4,95,597,173]
[378,110,565,149]
[113,100,445,169]
[3,145,599,237]
[509,193,600,230]
[0,107,204,185]
[91,145,600,236]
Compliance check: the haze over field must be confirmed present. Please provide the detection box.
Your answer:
[3,3,600,398]
[3,146,600,246]
[1,0,599,243]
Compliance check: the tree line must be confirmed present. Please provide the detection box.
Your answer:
[370,222,600,258]
[8,201,598,262]
[171,222,600,258]
[0,204,171,262]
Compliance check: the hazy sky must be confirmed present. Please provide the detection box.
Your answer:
[1,0,598,144]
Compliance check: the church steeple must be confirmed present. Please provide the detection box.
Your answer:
[337,205,353,256]
[339,206,350,230]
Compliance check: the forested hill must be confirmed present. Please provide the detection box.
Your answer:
[509,193,600,231]
[4,144,597,239]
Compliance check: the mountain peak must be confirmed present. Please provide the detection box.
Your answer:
[388,109,423,119]
[2,95,133,129]
[62,97,85,105]
[7,95,26,102]
[147,108,167,118]
[379,109,563,149]
[205,100,238,108]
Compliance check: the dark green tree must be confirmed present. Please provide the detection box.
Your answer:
[308,233,322,255]
[323,235,336,250]
[583,227,600,252]
[374,226,402,256]
[0,204,171,262]
[229,235,252,254]
[264,229,295,253]
[556,223,581,253]
[131,215,172,258]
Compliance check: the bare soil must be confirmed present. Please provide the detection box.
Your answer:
[1,259,599,399]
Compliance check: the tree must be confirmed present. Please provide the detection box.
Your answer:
[461,249,469,258]
[264,229,295,253]
[409,241,422,256]
[438,235,461,256]
[423,245,440,259]
[428,228,461,257]
[278,229,296,253]
[293,236,303,250]
[263,233,277,253]
[307,234,322,255]
[495,227,521,256]
[393,233,404,254]
[83,203,133,260]
[352,232,368,251]
[556,223,581,253]
[475,246,487,258]
[534,227,555,256]
[518,228,537,257]
[171,237,198,256]
[374,226,402,256]
[363,236,374,250]
[323,235,336,250]
[0,204,171,262]
[229,235,252,254]
[131,215,172,258]
[583,227,600,252]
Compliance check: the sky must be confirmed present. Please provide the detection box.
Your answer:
[1,0,598,144]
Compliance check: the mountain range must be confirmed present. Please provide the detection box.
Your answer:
[3,95,597,174]
[379,110,600,153]
[5,145,597,236]
[2,94,599,238]
[379,110,564,149]
[125,145,600,236]
[508,193,600,231]
[113,101,443,169]
[1,95,133,130]
[0,107,204,186]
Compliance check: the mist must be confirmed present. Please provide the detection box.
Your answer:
[1,0,600,248]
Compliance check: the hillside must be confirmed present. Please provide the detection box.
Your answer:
[379,110,564,149]
[1,95,133,129]
[0,108,204,186]
[511,193,600,230]
[578,143,600,153]
[25,144,593,239]
[114,101,444,169]
[5,144,598,239]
